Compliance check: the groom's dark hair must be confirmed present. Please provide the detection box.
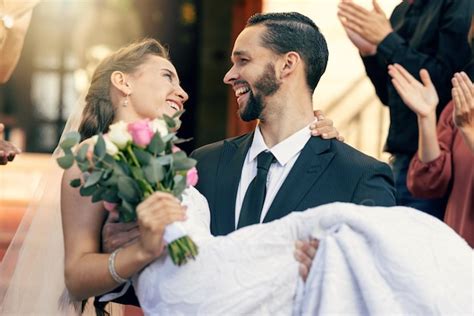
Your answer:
[79,38,169,141]
[246,12,329,93]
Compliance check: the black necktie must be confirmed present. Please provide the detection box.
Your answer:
[237,151,276,228]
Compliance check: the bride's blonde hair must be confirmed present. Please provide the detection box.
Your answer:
[79,38,169,140]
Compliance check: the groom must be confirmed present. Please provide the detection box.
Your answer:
[101,12,396,308]
[192,12,395,236]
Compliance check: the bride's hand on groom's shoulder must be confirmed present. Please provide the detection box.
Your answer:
[136,192,188,261]
[294,239,319,282]
[310,110,344,142]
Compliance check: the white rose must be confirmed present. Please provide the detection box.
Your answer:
[108,121,132,149]
[89,135,98,145]
[150,119,169,137]
[87,135,118,156]
[104,137,119,156]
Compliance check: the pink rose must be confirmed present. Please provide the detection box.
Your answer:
[186,167,199,187]
[127,119,154,147]
[103,201,118,212]
[172,145,181,153]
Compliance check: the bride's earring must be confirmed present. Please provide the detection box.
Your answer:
[123,93,130,107]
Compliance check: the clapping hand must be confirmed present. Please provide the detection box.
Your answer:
[452,72,474,152]
[388,64,439,118]
[338,0,393,47]
[340,25,377,56]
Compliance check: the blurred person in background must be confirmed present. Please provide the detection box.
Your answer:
[337,0,472,219]
[387,15,474,247]
[0,0,39,164]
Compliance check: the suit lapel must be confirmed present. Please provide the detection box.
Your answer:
[263,138,335,223]
[214,133,253,235]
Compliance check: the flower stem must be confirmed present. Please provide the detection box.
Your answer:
[127,145,141,167]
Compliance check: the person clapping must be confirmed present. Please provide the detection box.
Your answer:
[388,62,474,247]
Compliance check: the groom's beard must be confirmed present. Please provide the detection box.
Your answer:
[239,63,281,122]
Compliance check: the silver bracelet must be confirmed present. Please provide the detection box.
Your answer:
[108,248,129,284]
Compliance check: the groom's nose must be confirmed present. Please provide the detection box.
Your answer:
[224,65,238,85]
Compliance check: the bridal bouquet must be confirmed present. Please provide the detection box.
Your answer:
[57,113,199,266]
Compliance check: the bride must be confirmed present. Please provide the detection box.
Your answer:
[0,38,471,315]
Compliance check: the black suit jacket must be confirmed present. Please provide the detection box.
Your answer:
[191,132,396,236]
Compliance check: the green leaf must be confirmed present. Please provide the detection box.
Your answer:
[162,134,176,144]
[102,173,118,186]
[80,184,97,196]
[133,147,152,165]
[172,109,185,119]
[173,152,196,170]
[94,134,106,160]
[60,131,81,150]
[143,159,165,184]
[117,176,141,203]
[173,174,186,197]
[156,154,172,166]
[103,155,116,165]
[118,200,137,222]
[102,168,113,180]
[75,144,89,162]
[173,137,193,145]
[84,170,103,188]
[77,161,90,172]
[131,166,145,181]
[70,178,81,188]
[102,188,120,203]
[116,160,131,176]
[57,154,75,169]
[137,178,152,193]
[163,114,176,128]
[91,186,106,203]
[148,133,165,156]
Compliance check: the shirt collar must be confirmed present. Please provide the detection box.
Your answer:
[249,124,312,166]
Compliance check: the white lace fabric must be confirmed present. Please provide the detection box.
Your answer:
[134,193,473,316]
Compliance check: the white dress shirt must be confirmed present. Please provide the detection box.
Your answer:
[234,124,312,227]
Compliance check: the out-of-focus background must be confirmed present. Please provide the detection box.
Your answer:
[0,0,398,313]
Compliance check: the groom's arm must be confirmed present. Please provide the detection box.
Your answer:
[353,161,396,207]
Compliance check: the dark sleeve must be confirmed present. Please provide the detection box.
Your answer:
[362,54,389,105]
[94,285,140,309]
[352,162,396,207]
[376,1,472,98]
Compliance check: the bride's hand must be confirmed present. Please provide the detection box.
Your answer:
[294,239,319,282]
[310,110,344,141]
[136,192,187,261]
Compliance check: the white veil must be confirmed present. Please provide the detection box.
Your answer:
[0,93,124,315]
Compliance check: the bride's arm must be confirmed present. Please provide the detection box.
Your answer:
[61,166,186,300]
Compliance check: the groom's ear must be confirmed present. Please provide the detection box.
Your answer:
[279,51,301,80]
[110,71,132,95]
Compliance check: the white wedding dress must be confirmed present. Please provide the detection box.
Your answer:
[133,187,473,316]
